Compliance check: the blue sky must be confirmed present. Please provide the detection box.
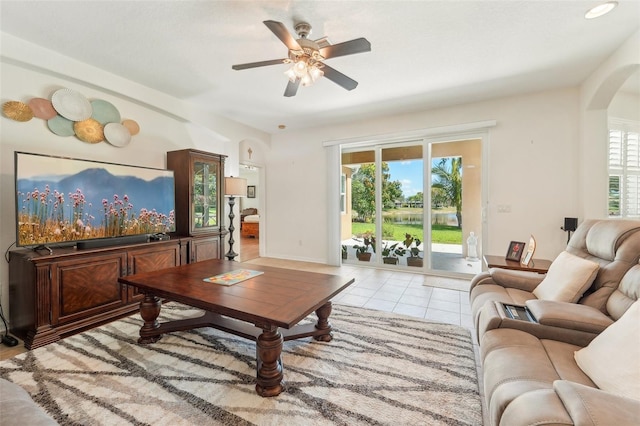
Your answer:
[387,160,424,197]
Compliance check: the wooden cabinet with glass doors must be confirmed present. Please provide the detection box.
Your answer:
[167,149,228,262]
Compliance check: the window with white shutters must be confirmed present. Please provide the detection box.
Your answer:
[609,119,640,217]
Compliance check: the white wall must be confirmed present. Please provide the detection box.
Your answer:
[609,90,640,121]
[239,167,260,211]
[266,88,581,264]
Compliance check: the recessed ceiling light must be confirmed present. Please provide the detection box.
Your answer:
[278,124,286,130]
[585,1,618,19]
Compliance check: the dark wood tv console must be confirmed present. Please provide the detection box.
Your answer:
[8,236,224,350]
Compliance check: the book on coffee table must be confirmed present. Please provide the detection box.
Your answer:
[203,269,264,286]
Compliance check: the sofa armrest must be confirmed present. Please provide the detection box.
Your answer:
[499,388,574,426]
[554,380,640,426]
[474,268,545,292]
[479,300,604,346]
[525,300,614,334]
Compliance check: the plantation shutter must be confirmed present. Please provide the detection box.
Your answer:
[609,119,640,218]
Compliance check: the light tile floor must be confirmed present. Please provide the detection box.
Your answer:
[332,268,474,333]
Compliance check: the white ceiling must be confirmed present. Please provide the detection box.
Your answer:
[1,1,639,134]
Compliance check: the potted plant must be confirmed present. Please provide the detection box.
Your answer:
[341,245,348,260]
[382,242,406,265]
[353,236,375,261]
[403,234,423,267]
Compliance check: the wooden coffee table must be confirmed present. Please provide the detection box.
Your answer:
[118,259,354,397]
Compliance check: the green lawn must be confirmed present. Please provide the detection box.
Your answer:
[351,222,462,244]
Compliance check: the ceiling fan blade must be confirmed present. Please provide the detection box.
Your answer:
[284,79,300,97]
[322,64,358,91]
[263,20,301,51]
[232,58,287,70]
[319,38,371,59]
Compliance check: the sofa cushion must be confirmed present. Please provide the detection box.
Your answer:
[606,262,640,320]
[533,251,599,303]
[574,300,640,401]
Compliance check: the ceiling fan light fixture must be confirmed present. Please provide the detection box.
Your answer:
[284,67,297,82]
[293,60,308,77]
[285,57,324,86]
[301,73,313,87]
[309,65,324,82]
[232,20,371,97]
[585,1,618,19]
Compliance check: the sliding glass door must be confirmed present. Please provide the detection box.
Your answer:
[340,138,483,276]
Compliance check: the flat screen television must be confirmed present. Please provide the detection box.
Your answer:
[15,151,176,249]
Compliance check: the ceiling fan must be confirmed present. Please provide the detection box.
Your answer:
[232,20,371,97]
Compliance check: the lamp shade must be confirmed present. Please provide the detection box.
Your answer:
[224,177,247,197]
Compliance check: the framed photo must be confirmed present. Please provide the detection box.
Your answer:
[521,235,537,266]
[505,241,525,262]
[247,185,256,198]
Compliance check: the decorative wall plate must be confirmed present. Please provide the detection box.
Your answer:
[104,122,131,147]
[74,118,104,143]
[51,88,92,121]
[28,98,57,120]
[47,115,75,136]
[3,101,34,122]
[91,99,121,125]
[122,119,140,135]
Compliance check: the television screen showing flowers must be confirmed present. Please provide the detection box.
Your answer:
[15,152,176,247]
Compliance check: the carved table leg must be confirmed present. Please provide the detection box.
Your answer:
[314,301,333,342]
[138,293,162,344]
[255,325,284,397]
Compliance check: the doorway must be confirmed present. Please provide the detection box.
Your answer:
[239,164,260,262]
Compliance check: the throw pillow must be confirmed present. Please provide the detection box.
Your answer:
[574,301,640,400]
[532,251,599,303]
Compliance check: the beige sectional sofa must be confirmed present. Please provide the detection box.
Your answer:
[471,219,640,338]
[480,263,640,425]
[470,219,640,426]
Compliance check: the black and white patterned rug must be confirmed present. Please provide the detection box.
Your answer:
[0,303,481,425]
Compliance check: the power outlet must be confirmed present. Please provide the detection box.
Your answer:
[497,204,512,213]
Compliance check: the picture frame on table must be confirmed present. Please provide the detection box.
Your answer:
[505,241,525,262]
[247,185,256,198]
[521,235,537,266]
